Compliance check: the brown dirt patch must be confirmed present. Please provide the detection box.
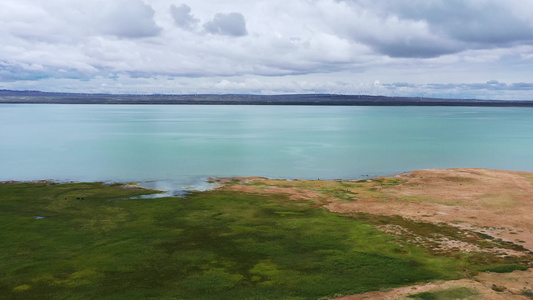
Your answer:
[215,177,342,205]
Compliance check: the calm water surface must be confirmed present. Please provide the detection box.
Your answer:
[1,104,533,186]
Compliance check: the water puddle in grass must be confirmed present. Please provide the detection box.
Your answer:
[133,176,219,198]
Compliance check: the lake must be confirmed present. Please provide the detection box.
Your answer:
[1,104,533,189]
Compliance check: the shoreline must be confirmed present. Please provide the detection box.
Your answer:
[2,91,533,107]
[214,168,533,253]
[3,169,532,258]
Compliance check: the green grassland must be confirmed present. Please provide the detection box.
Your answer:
[0,182,527,299]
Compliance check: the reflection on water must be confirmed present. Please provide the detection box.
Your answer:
[134,177,218,197]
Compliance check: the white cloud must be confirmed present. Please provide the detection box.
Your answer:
[170,4,199,30]
[203,12,247,37]
[0,0,532,99]
[97,0,161,38]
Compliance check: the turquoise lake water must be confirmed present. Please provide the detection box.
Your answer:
[1,104,533,187]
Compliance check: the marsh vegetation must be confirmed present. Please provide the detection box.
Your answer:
[0,179,530,299]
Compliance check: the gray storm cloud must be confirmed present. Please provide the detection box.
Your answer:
[170,4,199,30]
[377,0,533,46]
[344,0,533,57]
[203,12,247,37]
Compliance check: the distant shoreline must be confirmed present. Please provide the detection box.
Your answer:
[2,90,533,107]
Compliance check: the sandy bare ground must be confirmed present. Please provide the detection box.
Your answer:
[327,168,533,252]
[218,168,533,299]
[334,268,533,299]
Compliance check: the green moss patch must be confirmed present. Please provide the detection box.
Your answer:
[407,287,480,299]
[478,264,528,273]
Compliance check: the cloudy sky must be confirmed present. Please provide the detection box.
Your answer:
[1,0,533,99]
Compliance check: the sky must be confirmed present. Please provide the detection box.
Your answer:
[1,0,533,99]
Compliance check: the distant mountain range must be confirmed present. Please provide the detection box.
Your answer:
[1,89,532,106]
